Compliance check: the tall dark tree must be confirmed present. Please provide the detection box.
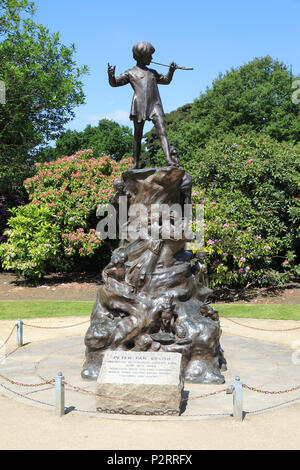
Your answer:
[38,119,134,163]
[143,56,300,167]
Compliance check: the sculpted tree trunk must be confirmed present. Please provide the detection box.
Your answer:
[82,166,227,384]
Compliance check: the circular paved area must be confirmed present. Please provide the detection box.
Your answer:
[1,334,299,420]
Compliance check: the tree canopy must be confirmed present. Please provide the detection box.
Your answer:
[143,56,300,167]
[38,119,134,163]
[0,0,88,189]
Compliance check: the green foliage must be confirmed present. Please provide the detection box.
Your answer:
[0,150,133,279]
[0,0,88,245]
[0,0,88,188]
[144,56,300,167]
[191,133,300,287]
[142,55,300,287]
[38,119,133,163]
[0,204,61,279]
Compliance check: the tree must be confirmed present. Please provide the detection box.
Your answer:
[143,56,300,167]
[0,0,88,188]
[38,119,134,163]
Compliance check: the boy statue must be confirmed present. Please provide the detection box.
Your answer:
[108,41,179,169]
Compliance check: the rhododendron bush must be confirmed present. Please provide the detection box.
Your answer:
[190,133,300,287]
[191,193,296,287]
[0,150,132,279]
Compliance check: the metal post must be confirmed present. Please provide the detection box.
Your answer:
[16,319,23,347]
[233,376,243,421]
[226,375,244,421]
[55,372,65,417]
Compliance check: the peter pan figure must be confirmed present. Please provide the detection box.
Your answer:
[108,41,179,169]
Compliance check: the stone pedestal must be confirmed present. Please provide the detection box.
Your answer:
[96,351,183,415]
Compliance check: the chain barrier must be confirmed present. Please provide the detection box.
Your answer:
[22,319,89,329]
[62,380,228,403]
[0,324,16,349]
[0,319,89,351]
[1,366,299,404]
[0,383,56,408]
[63,381,97,396]
[0,372,55,387]
[221,316,300,332]
[243,383,300,395]
[1,316,300,410]
[187,388,227,400]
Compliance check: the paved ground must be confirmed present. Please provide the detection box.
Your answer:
[1,333,300,419]
[0,390,300,450]
[1,316,300,449]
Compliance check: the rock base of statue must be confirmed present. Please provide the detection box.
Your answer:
[96,351,183,415]
[81,166,227,384]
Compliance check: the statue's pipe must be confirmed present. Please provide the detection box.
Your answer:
[151,61,194,71]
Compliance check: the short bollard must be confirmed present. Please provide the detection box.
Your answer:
[55,372,65,417]
[16,319,23,347]
[227,376,244,421]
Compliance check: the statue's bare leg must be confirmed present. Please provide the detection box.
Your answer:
[133,119,144,169]
[152,115,178,166]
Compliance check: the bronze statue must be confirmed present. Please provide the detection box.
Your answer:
[82,167,226,384]
[81,44,226,386]
[108,41,179,169]
[192,250,209,287]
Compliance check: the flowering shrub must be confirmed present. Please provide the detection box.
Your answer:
[192,194,290,287]
[0,150,132,279]
[190,133,300,287]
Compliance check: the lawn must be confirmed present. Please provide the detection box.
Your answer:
[0,300,299,321]
[216,303,300,321]
[0,300,93,320]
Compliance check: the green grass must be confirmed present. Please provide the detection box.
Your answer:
[0,300,93,320]
[0,300,299,321]
[214,303,300,321]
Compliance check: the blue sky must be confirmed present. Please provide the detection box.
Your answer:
[34,0,300,135]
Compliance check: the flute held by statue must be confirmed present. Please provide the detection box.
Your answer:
[151,61,194,70]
